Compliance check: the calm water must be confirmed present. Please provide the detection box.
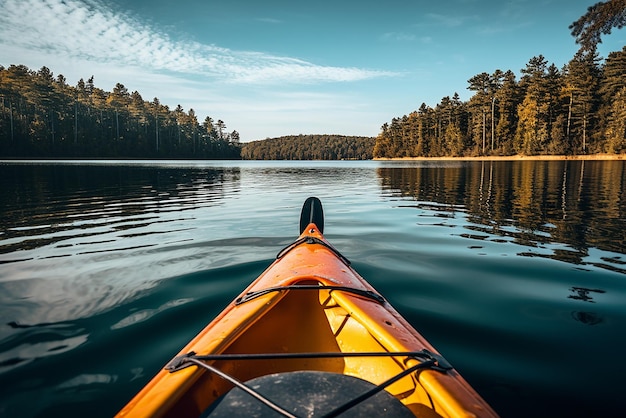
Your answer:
[1,160,625,417]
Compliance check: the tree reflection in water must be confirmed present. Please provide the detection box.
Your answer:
[568,286,606,302]
[378,160,626,274]
[378,160,626,328]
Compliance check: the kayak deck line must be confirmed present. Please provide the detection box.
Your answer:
[169,353,443,418]
[235,284,385,305]
[173,356,299,418]
[166,349,453,373]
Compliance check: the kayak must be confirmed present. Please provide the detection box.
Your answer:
[117,197,498,418]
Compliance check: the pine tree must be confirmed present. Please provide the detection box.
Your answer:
[605,87,626,152]
[563,51,601,153]
[467,72,492,154]
[515,56,551,154]
[494,70,519,154]
[599,46,626,151]
[108,83,130,142]
[570,0,626,54]
[416,103,432,156]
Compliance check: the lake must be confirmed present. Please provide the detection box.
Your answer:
[1,160,625,417]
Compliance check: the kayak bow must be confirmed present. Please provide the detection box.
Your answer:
[117,197,498,418]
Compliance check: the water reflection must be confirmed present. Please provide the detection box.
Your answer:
[0,162,241,344]
[568,286,607,326]
[0,329,88,372]
[378,160,626,274]
[0,160,623,417]
[0,163,240,260]
[568,286,606,303]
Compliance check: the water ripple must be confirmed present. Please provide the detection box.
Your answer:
[1,161,625,417]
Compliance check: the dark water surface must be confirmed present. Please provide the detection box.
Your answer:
[1,160,625,417]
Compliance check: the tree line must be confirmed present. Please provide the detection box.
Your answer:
[374,47,626,158]
[0,65,241,159]
[375,0,626,159]
[241,134,375,160]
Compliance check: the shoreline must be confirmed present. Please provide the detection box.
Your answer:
[374,153,625,161]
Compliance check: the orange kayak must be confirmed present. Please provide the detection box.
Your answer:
[117,197,498,417]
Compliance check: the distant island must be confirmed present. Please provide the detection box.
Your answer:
[241,135,374,160]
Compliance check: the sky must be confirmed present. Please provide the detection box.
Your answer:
[1,0,624,142]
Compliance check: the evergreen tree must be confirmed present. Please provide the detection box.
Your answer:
[605,87,626,152]
[467,72,492,154]
[570,0,626,54]
[515,56,551,154]
[108,83,130,143]
[562,51,601,153]
[494,70,519,154]
[601,47,626,151]
[416,103,432,156]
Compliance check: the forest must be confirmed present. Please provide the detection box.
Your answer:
[0,65,241,159]
[241,135,375,160]
[373,47,626,158]
[2,48,624,160]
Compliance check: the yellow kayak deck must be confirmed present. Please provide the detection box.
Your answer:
[117,223,497,418]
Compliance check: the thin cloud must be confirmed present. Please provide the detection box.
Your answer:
[0,0,395,84]
[475,20,534,36]
[425,13,478,28]
[381,32,417,42]
[256,17,283,24]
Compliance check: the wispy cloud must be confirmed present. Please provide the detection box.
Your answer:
[475,20,534,36]
[256,17,283,24]
[424,13,479,28]
[0,0,395,84]
[381,32,417,42]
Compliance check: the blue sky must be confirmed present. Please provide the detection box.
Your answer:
[1,0,624,141]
